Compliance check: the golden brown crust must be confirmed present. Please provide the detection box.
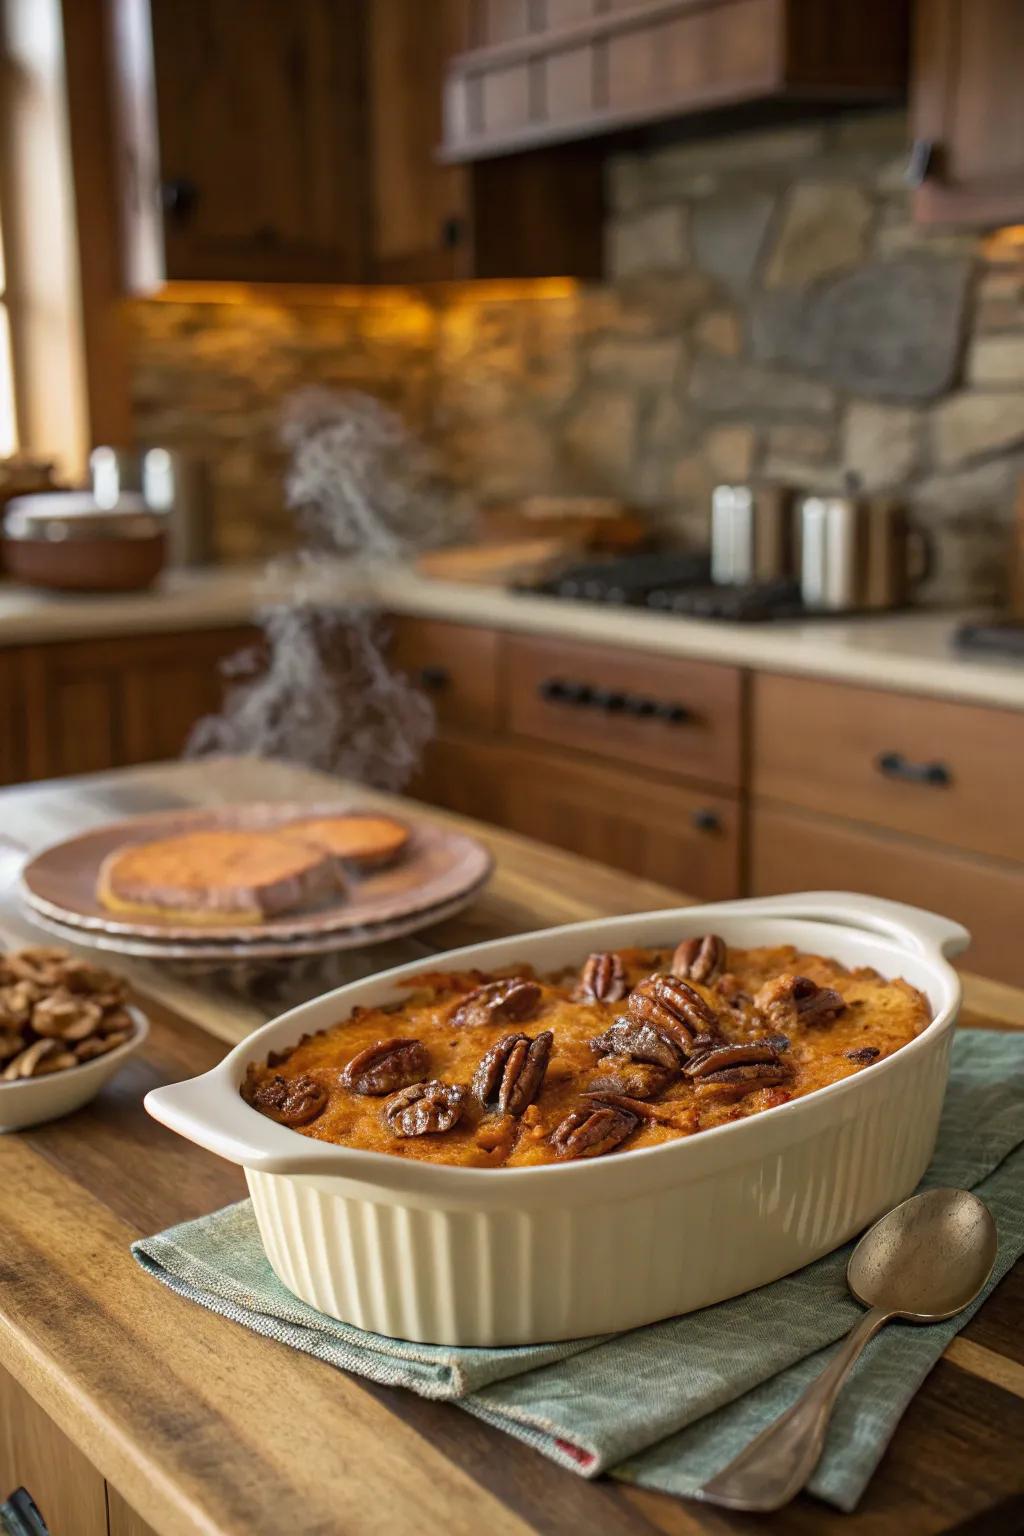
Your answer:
[290,815,410,870]
[240,942,931,1168]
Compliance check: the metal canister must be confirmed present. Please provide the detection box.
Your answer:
[711,484,794,586]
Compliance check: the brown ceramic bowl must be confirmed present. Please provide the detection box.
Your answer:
[2,492,166,592]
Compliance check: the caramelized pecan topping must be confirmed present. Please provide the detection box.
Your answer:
[684,1041,793,1081]
[627,973,717,1047]
[242,1071,328,1126]
[671,934,726,985]
[588,1055,675,1099]
[590,1016,684,1070]
[845,1045,880,1065]
[383,1080,466,1137]
[551,1102,638,1159]
[341,1037,428,1096]
[575,951,628,1003]
[695,1061,792,1091]
[754,974,847,1028]
[581,1090,686,1125]
[473,1029,553,1116]
[449,977,542,1028]
[716,972,754,1011]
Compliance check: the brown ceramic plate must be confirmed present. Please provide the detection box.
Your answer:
[20,802,492,944]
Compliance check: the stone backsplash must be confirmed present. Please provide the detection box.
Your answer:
[126,110,1024,601]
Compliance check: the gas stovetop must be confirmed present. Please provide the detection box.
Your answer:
[519,551,840,623]
[954,618,1024,659]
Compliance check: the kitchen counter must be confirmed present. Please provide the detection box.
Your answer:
[0,758,1023,1536]
[1,559,1021,710]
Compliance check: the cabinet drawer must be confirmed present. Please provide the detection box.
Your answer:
[751,802,1024,987]
[505,634,743,787]
[753,673,1024,864]
[412,730,740,902]
[389,617,499,732]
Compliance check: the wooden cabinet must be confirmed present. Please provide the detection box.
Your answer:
[443,0,908,162]
[751,803,1024,988]
[389,616,500,732]
[0,1366,109,1536]
[414,729,741,897]
[753,673,1024,865]
[111,0,367,287]
[366,0,603,281]
[18,627,256,783]
[0,650,27,786]
[506,635,744,789]
[913,0,1024,227]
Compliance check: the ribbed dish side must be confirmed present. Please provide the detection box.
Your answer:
[245,1031,952,1346]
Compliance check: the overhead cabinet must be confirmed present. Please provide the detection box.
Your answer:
[912,0,1024,227]
[442,0,909,162]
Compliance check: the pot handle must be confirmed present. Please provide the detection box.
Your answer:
[698,892,970,960]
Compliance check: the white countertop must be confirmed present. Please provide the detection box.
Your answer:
[2,560,1022,711]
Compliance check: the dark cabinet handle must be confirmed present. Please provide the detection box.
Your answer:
[537,678,691,723]
[691,808,721,833]
[161,177,199,221]
[876,751,951,788]
[1,1487,50,1535]
[441,216,466,249]
[417,664,450,691]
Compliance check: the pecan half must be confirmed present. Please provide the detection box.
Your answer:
[671,934,726,984]
[590,1017,684,1070]
[844,1045,880,1065]
[575,951,628,1003]
[383,1080,466,1137]
[242,1072,328,1126]
[695,1061,792,1091]
[448,977,542,1028]
[551,1102,638,1159]
[341,1037,428,1096]
[627,973,717,1047]
[684,1041,793,1081]
[588,1055,675,1099]
[754,974,847,1028]
[31,992,104,1042]
[473,1030,553,1116]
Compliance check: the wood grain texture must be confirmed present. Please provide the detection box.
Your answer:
[0,1365,109,1536]
[506,633,744,789]
[751,800,1024,988]
[0,758,1020,1536]
[753,671,1024,865]
[389,615,501,732]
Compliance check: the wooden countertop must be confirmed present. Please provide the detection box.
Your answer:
[1,759,1022,1536]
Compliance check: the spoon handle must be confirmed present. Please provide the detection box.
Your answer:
[697,1305,891,1513]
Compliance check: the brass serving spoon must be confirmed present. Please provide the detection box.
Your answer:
[697,1187,998,1514]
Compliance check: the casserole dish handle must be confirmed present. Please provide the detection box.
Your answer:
[145,1072,347,1176]
[712,892,969,960]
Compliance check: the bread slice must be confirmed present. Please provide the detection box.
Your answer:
[292,814,410,871]
[96,828,343,925]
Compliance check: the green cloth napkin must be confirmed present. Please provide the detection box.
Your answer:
[133,1030,1024,1513]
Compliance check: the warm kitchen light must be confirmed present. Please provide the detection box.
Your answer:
[145,277,580,309]
[981,225,1024,261]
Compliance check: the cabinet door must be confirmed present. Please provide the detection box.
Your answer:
[0,650,27,786]
[115,0,367,285]
[913,0,1024,226]
[23,628,257,780]
[0,1365,108,1536]
[367,0,473,282]
[751,802,1024,988]
[412,731,741,900]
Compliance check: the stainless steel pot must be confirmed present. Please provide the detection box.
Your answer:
[798,495,931,611]
[711,484,794,586]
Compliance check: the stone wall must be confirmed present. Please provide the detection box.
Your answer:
[126,110,1024,600]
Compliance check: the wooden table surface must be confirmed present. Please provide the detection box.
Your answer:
[1,758,1022,1536]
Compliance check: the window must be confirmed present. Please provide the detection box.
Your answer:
[0,201,16,455]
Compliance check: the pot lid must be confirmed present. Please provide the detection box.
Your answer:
[3,492,164,542]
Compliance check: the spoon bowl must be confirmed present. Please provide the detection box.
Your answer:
[849,1186,998,1320]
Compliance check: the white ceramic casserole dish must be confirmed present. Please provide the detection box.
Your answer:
[146,893,968,1346]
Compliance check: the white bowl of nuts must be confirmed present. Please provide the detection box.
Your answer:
[0,946,148,1133]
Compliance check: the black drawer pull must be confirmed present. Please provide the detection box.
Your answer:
[417,664,450,691]
[1,1487,50,1535]
[691,807,721,833]
[538,677,692,722]
[876,751,951,788]
[538,677,592,705]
